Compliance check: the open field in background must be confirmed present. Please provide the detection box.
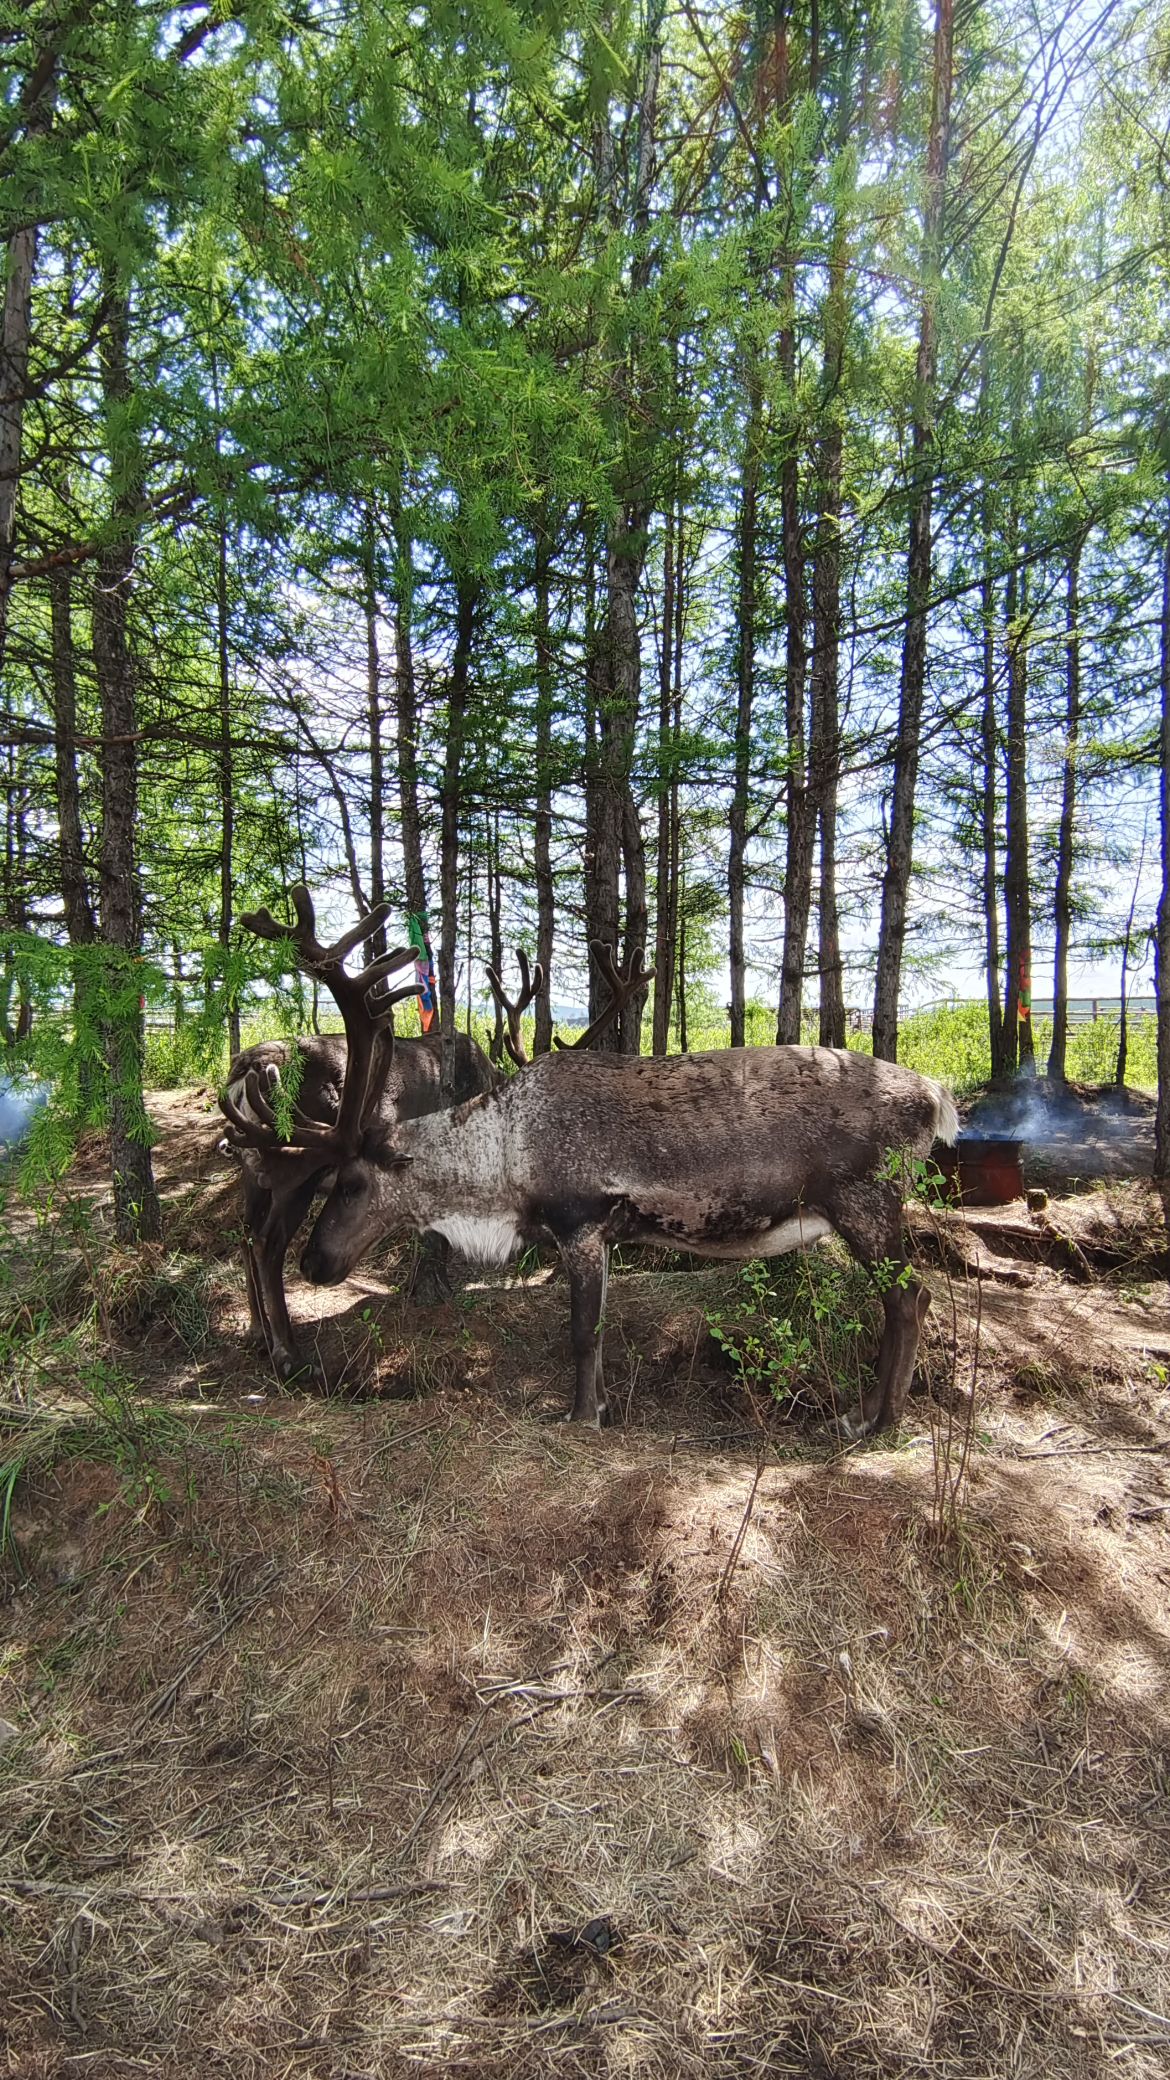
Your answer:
[2,1087,1170,2076]
[141,999,1159,1098]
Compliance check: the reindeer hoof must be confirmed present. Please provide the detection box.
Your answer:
[276,1350,324,1386]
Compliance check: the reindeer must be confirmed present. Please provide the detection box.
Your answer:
[219,891,495,1379]
[221,891,649,1380]
[281,926,959,1435]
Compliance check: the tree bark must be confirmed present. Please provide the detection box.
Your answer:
[653,489,684,1055]
[1154,493,1170,1186]
[363,507,388,965]
[980,553,1006,1079]
[391,501,428,927]
[93,289,161,1242]
[215,496,240,1057]
[0,223,36,672]
[1048,537,1084,1083]
[729,362,761,1047]
[438,576,477,1100]
[1001,543,1034,1075]
[49,564,96,952]
[871,0,955,1061]
[774,350,812,1043]
[532,512,555,1055]
[811,134,849,1052]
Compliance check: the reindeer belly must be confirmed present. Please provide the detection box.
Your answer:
[624,1199,832,1260]
[431,1211,523,1268]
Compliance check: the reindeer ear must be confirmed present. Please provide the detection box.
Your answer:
[361,1127,413,1170]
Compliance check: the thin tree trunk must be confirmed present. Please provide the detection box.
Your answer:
[49,563,99,1099]
[811,175,849,1050]
[653,490,684,1055]
[981,552,1005,1078]
[584,24,660,1055]
[1048,538,1084,1083]
[215,496,240,1056]
[871,0,955,1061]
[676,863,688,1054]
[1154,492,1170,1186]
[621,782,648,1053]
[391,502,428,927]
[0,225,36,673]
[49,565,95,951]
[439,577,477,1100]
[729,364,762,1049]
[93,289,161,1242]
[533,513,555,1055]
[1002,544,1034,1075]
[486,810,504,1064]
[774,188,814,1044]
[363,507,388,965]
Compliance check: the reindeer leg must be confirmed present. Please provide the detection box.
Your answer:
[830,1186,930,1439]
[562,1228,610,1427]
[260,1172,329,1383]
[404,1231,453,1306]
[240,1172,273,1351]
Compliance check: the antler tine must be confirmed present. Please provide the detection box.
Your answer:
[220,1079,281,1150]
[241,887,421,1157]
[554,940,658,1052]
[486,949,543,1070]
[242,1066,344,1150]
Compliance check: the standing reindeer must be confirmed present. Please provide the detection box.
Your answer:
[281,925,959,1434]
[220,890,649,1380]
[219,891,495,1379]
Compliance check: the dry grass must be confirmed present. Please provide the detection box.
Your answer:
[1,1098,1169,2078]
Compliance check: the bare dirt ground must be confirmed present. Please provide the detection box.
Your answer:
[2,1086,1169,2079]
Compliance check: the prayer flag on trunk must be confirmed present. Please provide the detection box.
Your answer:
[408,912,437,1033]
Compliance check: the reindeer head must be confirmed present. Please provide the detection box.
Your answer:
[226,881,420,1154]
[300,1128,416,1285]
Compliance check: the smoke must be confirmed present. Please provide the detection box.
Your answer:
[961,1077,1093,1146]
[0,1076,48,1152]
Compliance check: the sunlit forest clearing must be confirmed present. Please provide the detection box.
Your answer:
[2,0,1170,2072]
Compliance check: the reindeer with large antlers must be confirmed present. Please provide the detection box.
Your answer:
[219,888,495,1379]
[220,895,648,1380]
[298,961,958,1435]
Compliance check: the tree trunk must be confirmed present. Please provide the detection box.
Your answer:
[980,553,1006,1079]
[774,289,812,1044]
[486,810,504,1064]
[1048,538,1083,1083]
[1002,545,1034,1075]
[533,513,555,1055]
[812,448,845,1050]
[811,147,849,1052]
[93,290,161,1242]
[439,577,477,1100]
[363,507,388,965]
[49,563,100,1101]
[871,0,955,1061]
[215,499,240,1057]
[49,565,96,951]
[0,223,39,677]
[621,781,648,1053]
[391,502,428,927]
[1154,493,1170,1186]
[676,863,688,1054]
[583,22,660,1054]
[729,364,762,1048]
[653,489,684,1055]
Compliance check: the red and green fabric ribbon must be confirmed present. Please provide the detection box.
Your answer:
[407,912,437,1032]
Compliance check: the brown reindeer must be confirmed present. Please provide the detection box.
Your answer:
[290,960,958,1436]
[219,890,496,1378]
[221,893,648,1380]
